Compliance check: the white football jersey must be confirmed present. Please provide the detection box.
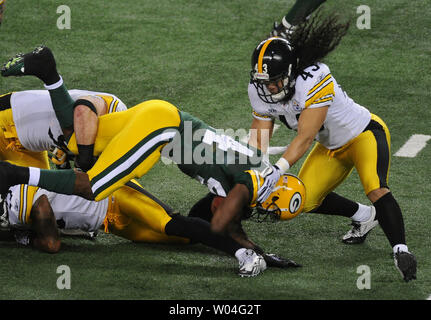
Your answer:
[6,184,108,232]
[11,89,127,152]
[249,62,371,149]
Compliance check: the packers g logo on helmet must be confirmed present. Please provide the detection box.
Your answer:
[252,173,306,222]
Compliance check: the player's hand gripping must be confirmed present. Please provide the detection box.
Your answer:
[257,163,282,203]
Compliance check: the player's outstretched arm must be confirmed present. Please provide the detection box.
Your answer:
[211,184,250,234]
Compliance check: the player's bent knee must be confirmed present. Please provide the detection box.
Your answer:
[74,95,107,116]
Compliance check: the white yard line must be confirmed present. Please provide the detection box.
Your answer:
[394,134,431,158]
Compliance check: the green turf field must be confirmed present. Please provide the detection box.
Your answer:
[0,0,430,302]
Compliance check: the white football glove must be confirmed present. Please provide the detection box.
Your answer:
[270,18,296,39]
[257,164,282,203]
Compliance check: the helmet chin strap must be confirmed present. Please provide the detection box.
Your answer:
[252,196,282,222]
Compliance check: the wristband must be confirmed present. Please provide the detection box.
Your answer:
[28,167,41,186]
[275,157,290,174]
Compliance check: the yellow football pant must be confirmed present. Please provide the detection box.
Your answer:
[0,106,50,169]
[67,99,182,201]
[299,114,391,212]
[104,182,189,244]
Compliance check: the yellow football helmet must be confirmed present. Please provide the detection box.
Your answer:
[249,171,306,221]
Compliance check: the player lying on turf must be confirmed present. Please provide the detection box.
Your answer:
[0,178,300,273]
[0,88,126,170]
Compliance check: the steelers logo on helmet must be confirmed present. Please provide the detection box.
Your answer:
[252,173,306,222]
[250,37,298,104]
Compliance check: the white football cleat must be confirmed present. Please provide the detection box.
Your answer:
[342,206,378,244]
[237,249,267,277]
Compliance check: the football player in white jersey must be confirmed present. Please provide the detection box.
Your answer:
[0,182,240,252]
[0,88,126,172]
[248,13,416,282]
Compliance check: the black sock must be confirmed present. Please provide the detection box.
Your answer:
[24,47,60,85]
[309,192,358,218]
[76,144,95,172]
[373,192,406,247]
[165,215,242,256]
[187,192,215,222]
[285,0,326,25]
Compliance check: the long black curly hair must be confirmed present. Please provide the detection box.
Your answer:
[289,10,350,74]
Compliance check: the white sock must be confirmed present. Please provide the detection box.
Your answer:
[43,75,63,90]
[351,203,372,222]
[28,167,41,186]
[393,244,409,254]
[235,248,247,260]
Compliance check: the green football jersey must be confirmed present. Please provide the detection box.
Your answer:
[163,111,263,200]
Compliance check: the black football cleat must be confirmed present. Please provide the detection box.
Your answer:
[263,253,302,268]
[394,249,417,282]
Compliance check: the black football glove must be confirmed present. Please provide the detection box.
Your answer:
[263,253,302,268]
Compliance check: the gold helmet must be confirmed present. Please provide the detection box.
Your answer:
[247,170,306,221]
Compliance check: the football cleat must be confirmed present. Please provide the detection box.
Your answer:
[394,249,417,282]
[1,45,57,79]
[1,53,25,77]
[263,253,302,268]
[342,206,378,244]
[238,249,267,277]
